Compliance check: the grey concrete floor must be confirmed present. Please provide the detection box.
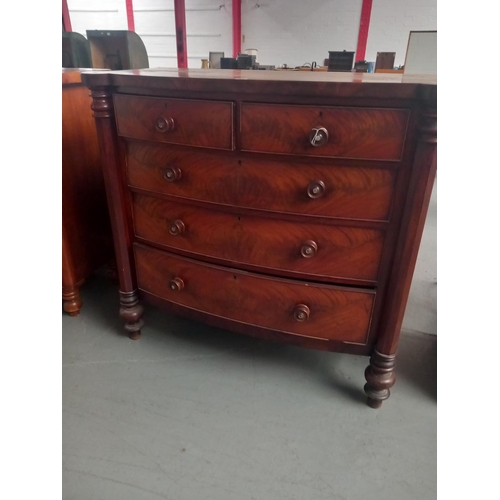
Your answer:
[63,272,437,500]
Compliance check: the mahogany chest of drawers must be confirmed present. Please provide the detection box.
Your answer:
[82,69,437,408]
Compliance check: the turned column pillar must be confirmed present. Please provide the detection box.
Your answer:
[89,87,144,339]
[365,102,437,408]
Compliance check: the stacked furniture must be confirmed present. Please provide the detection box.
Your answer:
[375,52,396,71]
[62,32,91,68]
[86,30,149,70]
[327,51,355,71]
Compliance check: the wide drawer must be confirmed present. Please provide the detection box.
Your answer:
[134,244,375,344]
[126,142,396,221]
[114,94,234,150]
[240,103,409,160]
[132,193,385,284]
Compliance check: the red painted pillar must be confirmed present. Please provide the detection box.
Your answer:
[232,0,241,58]
[62,0,72,32]
[174,0,188,68]
[355,0,373,62]
[125,0,135,32]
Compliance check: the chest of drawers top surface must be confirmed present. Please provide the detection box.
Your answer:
[82,68,436,97]
[82,69,436,408]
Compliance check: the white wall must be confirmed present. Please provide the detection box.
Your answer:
[133,0,233,68]
[367,0,437,67]
[67,0,233,69]
[241,0,437,68]
[68,0,437,68]
[67,0,128,34]
[241,0,362,67]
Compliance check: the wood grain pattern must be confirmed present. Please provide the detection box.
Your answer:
[240,103,409,160]
[89,88,144,338]
[140,290,372,355]
[114,94,234,150]
[374,106,437,355]
[126,142,397,221]
[62,70,114,315]
[82,69,437,407]
[134,244,375,344]
[81,69,436,101]
[132,193,385,283]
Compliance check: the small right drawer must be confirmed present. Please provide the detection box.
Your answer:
[240,103,409,160]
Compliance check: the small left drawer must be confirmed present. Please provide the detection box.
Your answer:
[114,94,234,150]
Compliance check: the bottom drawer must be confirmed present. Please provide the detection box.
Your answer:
[134,244,375,344]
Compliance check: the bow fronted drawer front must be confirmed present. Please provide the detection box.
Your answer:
[134,244,375,345]
[126,142,397,222]
[132,193,386,285]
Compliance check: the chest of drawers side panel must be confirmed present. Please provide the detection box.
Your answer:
[373,104,437,355]
[62,73,114,315]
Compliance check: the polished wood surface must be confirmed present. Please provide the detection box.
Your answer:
[62,70,113,315]
[375,52,396,71]
[126,142,397,221]
[90,88,145,339]
[84,69,437,407]
[240,103,409,160]
[81,69,436,100]
[375,107,437,355]
[132,193,385,284]
[114,94,234,150]
[134,244,375,344]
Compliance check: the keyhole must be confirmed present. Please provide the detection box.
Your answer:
[319,111,323,118]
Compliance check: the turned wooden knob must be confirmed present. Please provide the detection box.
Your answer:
[309,127,329,147]
[169,277,184,291]
[300,240,318,258]
[155,116,175,133]
[168,219,185,236]
[164,166,182,182]
[293,304,310,322]
[307,180,326,199]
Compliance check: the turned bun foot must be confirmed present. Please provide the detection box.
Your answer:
[63,288,82,317]
[128,330,142,340]
[364,349,396,409]
[366,397,383,409]
[119,290,145,340]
